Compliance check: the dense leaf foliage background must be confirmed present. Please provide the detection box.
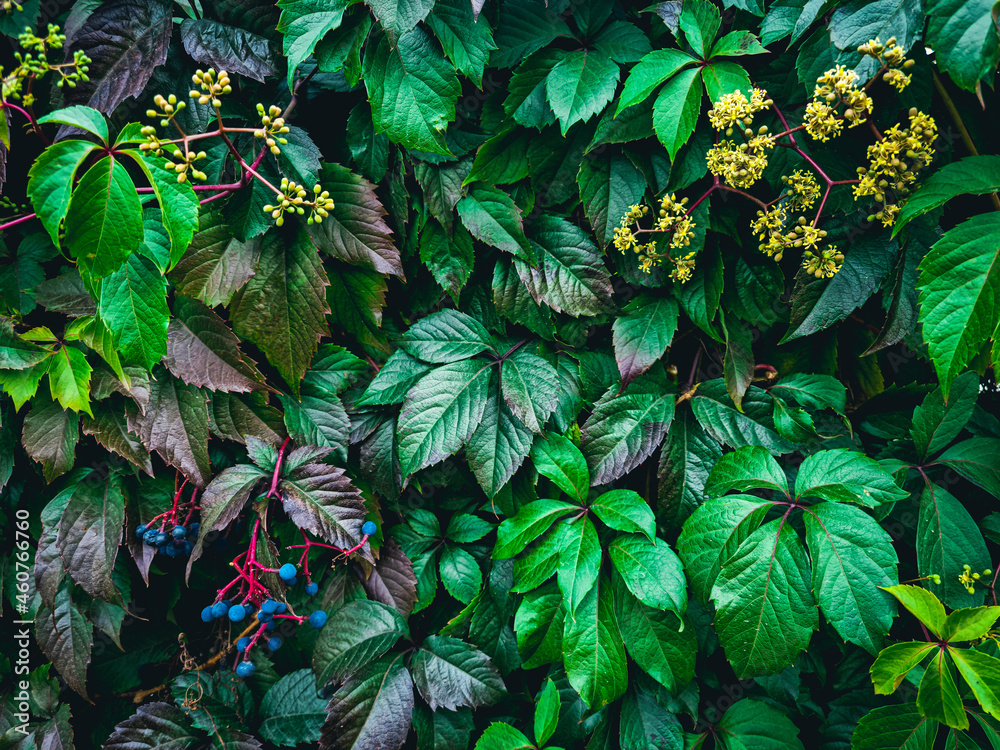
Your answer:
[0,0,999,748]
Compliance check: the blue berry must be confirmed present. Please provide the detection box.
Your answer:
[182,541,193,555]
[155,532,169,546]
[275,602,287,614]
[172,525,186,539]
[189,522,200,537]
[236,637,250,652]
[228,605,246,622]
[279,563,297,581]
[261,600,279,614]
[211,601,228,619]
[287,576,298,587]
[136,524,147,538]
[201,606,214,623]
[362,521,377,536]
[162,544,178,558]
[236,661,255,678]
[143,529,159,546]
[267,637,282,651]
[305,582,318,596]
[309,611,328,628]
[257,611,272,623]
[265,621,276,632]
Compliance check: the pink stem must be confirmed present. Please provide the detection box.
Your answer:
[0,212,38,232]
[267,438,292,499]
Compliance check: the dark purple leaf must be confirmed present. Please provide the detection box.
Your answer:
[358,539,417,617]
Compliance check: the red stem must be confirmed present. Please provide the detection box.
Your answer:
[267,437,292,499]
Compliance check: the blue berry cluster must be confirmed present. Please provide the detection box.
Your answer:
[136,522,200,558]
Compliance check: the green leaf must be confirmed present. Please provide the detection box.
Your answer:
[918,647,968,730]
[896,156,1000,232]
[495,499,578,558]
[716,699,806,750]
[104,702,198,750]
[37,105,108,142]
[421,220,475,300]
[474,724,534,750]
[942,607,1000,643]
[917,213,1000,396]
[48,346,92,416]
[882,585,947,637]
[557,516,601,613]
[795,449,907,506]
[231,229,330,395]
[259,669,328,746]
[64,156,144,279]
[411,635,506,710]
[534,678,560,747]
[413,705,474,750]
[120,152,199,270]
[803,502,898,653]
[505,50,563,129]
[100,252,169,371]
[402,309,496,363]
[440,546,482,604]
[617,49,699,113]
[949,647,1000,721]
[936,437,1000,499]
[359,349,432,406]
[466,378,534,497]
[500,349,558,433]
[414,158,470,233]
[723,319,754,411]
[711,30,768,56]
[578,153,647,248]
[911,371,979,461]
[916,482,991,608]
[706,445,788,497]
[398,358,493,477]
[302,344,367,398]
[652,67,703,160]
[612,294,679,386]
[871,641,938,694]
[657,411,723,532]
[701,61,753,103]
[363,25,461,155]
[712,519,817,678]
[491,0,572,68]
[769,373,847,414]
[169,210,260,308]
[564,574,627,709]
[530,433,589,503]
[131,373,211,487]
[35,584,92,700]
[465,128,531,187]
[56,471,125,605]
[609,534,686,615]
[680,0,721,56]
[0,317,50,370]
[367,0,434,37]
[545,49,620,135]
[581,368,675,484]
[426,0,496,87]
[313,600,408,687]
[828,0,924,58]
[308,161,403,278]
[783,233,899,343]
[619,684,684,749]
[691,380,795,454]
[22,394,78,482]
[27,140,98,248]
[615,583,696,693]
[925,0,1000,92]
[277,0,354,89]
[592,21,652,64]
[457,183,533,261]
[514,582,565,668]
[590,489,655,541]
[851,703,938,750]
[281,393,350,459]
[321,653,413,750]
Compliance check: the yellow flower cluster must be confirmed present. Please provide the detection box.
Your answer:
[805,65,873,141]
[255,104,291,156]
[613,196,697,279]
[958,564,994,595]
[190,68,231,109]
[707,88,772,132]
[782,170,821,210]
[802,246,844,278]
[859,37,915,91]
[706,135,775,189]
[854,108,937,226]
[263,179,334,227]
